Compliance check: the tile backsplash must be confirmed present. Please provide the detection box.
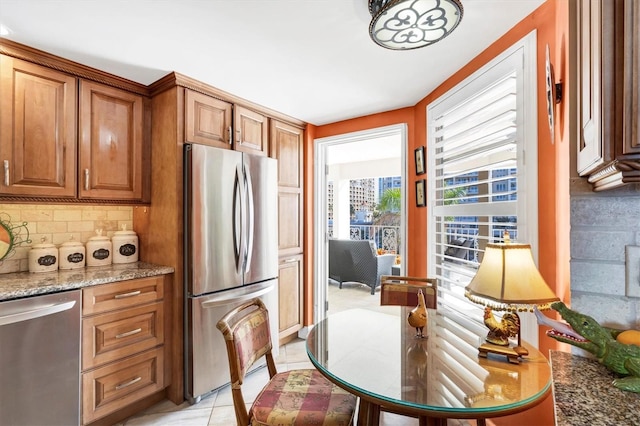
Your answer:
[0,204,135,274]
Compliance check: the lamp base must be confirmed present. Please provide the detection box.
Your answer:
[478,342,528,364]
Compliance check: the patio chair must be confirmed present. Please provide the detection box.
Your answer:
[329,238,396,294]
[216,298,356,426]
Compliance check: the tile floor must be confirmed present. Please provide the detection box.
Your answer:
[117,282,470,425]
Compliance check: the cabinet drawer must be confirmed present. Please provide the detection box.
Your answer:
[82,348,164,424]
[83,276,164,315]
[82,301,164,370]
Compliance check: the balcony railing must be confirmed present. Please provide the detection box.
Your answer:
[329,225,400,254]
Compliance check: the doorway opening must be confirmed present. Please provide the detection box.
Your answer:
[313,124,408,323]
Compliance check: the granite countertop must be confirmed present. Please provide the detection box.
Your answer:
[550,350,640,426]
[0,262,174,302]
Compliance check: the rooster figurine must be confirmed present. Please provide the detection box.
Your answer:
[407,289,428,338]
[483,307,520,346]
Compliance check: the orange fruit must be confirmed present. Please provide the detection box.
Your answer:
[616,330,640,346]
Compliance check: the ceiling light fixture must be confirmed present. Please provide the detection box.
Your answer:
[368,0,464,50]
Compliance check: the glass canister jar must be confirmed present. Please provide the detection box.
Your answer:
[28,237,59,273]
[112,225,139,264]
[58,237,85,270]
[86,229,112,267]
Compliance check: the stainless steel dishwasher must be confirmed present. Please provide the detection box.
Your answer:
[0,290,81,426]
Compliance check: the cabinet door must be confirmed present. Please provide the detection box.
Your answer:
[0,55,77,197]
[576,0,605,175]
[234,105,268,155]
[278,254,303,344]
[185,89,232,148]
[622,0,640,157]
[82,348,164,425]
[271,120,304,255]
[79,80,144,200]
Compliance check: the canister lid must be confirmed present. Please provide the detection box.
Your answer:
[113,224,137,236]
[32,237,56,249]
[60,237,83,247]
[88,229,110,241]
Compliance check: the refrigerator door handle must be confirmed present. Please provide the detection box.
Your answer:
[243,163,255,274]
[233,164,244,274]
[200,282,275,309]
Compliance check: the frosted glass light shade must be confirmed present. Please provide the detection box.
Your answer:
[368,0,464,50]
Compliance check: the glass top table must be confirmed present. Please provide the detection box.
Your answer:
[306,308,552,425]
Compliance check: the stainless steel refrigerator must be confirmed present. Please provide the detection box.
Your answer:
[183,143,279,404]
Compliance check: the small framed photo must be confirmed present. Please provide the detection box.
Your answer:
[414,146,425,175]
[415,179,426,207]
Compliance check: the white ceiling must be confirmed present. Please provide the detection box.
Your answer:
[0,0,544,126]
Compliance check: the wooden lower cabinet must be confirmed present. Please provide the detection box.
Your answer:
[82,348,164,424]
[278,254,303,345]
[81,276,167,425]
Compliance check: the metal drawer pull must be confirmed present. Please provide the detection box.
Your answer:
[3,160,9,186]
[284,258,298,263]
[227,126,232,145]
[114,290,141,299]
[115,376,142,391]
[84,169,89,190]
[116,328,142,339]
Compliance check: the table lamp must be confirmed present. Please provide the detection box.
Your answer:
[464,234,559,364]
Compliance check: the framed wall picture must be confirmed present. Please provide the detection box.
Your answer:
[415,179,426,207]
[414,146,425,175]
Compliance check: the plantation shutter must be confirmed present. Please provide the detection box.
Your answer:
[426,33,538,402]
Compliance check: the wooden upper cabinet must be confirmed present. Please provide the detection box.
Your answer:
[270,120,303,255]
[576,0,640,190]
[79,80,145,200]
[234,105,268,155]
[0,55,77,197]
[185,89,232,149]
[576,0,606,176]
[271,120,303,189]
[621,0,640,158]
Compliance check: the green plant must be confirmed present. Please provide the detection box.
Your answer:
[378,187,401,212]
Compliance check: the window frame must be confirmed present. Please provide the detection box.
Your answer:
[426,30,539,346]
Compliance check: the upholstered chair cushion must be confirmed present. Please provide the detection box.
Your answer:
[250,369,355,426]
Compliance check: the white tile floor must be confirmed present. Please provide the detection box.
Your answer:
[117,282,469,425]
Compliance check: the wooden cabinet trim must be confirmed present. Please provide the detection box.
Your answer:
[149,71,306,129]
[0,38,149,96]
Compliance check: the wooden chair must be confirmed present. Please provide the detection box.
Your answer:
[379,276,488,426]
[380,275,437,309]
[379,275,439,426]
[216,298,357,426]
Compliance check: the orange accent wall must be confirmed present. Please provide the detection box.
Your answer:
[305,2,571,422]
